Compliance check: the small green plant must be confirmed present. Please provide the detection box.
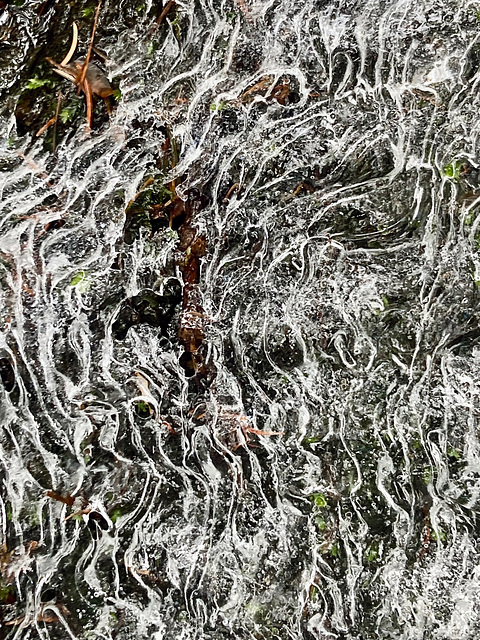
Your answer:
[443,161,462,181]
[365,542,379,562]
[135,400,151,418]
[447,446,461,460]
[431,528,447,543]
[210,101,227,112]
[81,6,96,18]
[110,508,123,523]
[311,493,327,509]
[59,106,78,124]
[70,271,91,293]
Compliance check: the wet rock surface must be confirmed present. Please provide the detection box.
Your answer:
[2,0,480,639]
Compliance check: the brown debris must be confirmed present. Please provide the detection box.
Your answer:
[240,75,291,105]
[46,490,75,506]
[216,410,283,450]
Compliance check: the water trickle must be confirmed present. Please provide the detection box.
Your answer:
[2,0,480,638]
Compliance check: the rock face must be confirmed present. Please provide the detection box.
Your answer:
[2,1,480,639]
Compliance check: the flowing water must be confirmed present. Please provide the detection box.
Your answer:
[2,0,480,638]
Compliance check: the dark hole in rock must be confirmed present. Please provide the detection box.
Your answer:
[0,357,15,392]
[112,281,182,340]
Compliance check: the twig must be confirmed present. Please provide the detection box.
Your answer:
[60,22,78,66]
[156,0,175,25]
[83,78,93,131]
[76,1,101,93]
[36,117,56,137]
[52,90,62,152]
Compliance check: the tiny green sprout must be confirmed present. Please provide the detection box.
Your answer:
[70,271,90,293]
[309,585,320,601]
[210,101,227,112]
[365,544,379,562]
[381,295,389,308]
[423,468,433,484]
[81,6,95,18]
[412,438,422,451]
[303,435,321,446]
[110,508,123,523]
[59,107,75,124]
[447,446,461,460]
[27,77,52,91]
[135,400,151,418]
[443,161,462,181]
[330,543,339,557]
[166,228,179,241]
[113,88,122,101]
[312,493,327,509]
[475,9,480,21]
[315,516,326,531]
[431,528,447,543]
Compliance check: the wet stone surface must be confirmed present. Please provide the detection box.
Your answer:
[2,0,480,639]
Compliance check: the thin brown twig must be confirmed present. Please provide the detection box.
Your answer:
[156,0,175,24]
[36,117,56,137]
[52,90,62,153]
[76,1,101,94]
[84,78,94,130]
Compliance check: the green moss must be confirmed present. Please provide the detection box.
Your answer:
[27,77,53,91]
